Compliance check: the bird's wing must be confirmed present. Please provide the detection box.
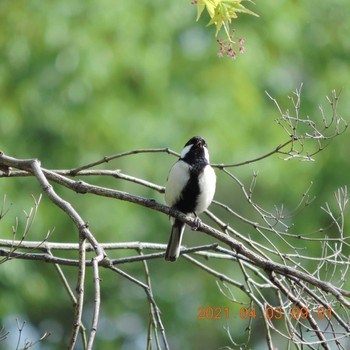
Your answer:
[165,160,190,207]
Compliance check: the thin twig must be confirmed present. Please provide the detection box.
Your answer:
[107,265,170,350]
[68,236,86,350]
[69,148,178,175]
[139,250,162,350]
[86,257,101,350]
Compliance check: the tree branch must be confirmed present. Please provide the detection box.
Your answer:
[0,88,348,349]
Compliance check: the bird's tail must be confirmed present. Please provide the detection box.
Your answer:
[165,220,185,262]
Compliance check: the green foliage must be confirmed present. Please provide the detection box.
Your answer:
[197,0,258,35]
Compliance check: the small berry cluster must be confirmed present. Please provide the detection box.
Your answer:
[217,36,245,59]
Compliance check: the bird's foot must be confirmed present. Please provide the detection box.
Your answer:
[192,215,201,231]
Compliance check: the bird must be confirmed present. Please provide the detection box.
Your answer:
[164,136,216,262]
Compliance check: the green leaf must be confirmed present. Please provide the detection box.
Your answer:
[196,0,206,21]
[207,3,229,35]
[197,0,219,21]
[197,0,258,37]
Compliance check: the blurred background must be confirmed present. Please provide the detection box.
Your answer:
[0,0,349,349]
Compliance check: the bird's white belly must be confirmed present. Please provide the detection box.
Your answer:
[196,165,216,213]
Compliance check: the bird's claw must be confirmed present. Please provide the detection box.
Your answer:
[192,216,201,231]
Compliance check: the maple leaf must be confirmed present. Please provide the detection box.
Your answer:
[197,0,258,36]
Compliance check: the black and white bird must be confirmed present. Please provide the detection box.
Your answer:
[164,136,216,262]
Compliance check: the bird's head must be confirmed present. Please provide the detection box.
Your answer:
[180,136,210,163]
